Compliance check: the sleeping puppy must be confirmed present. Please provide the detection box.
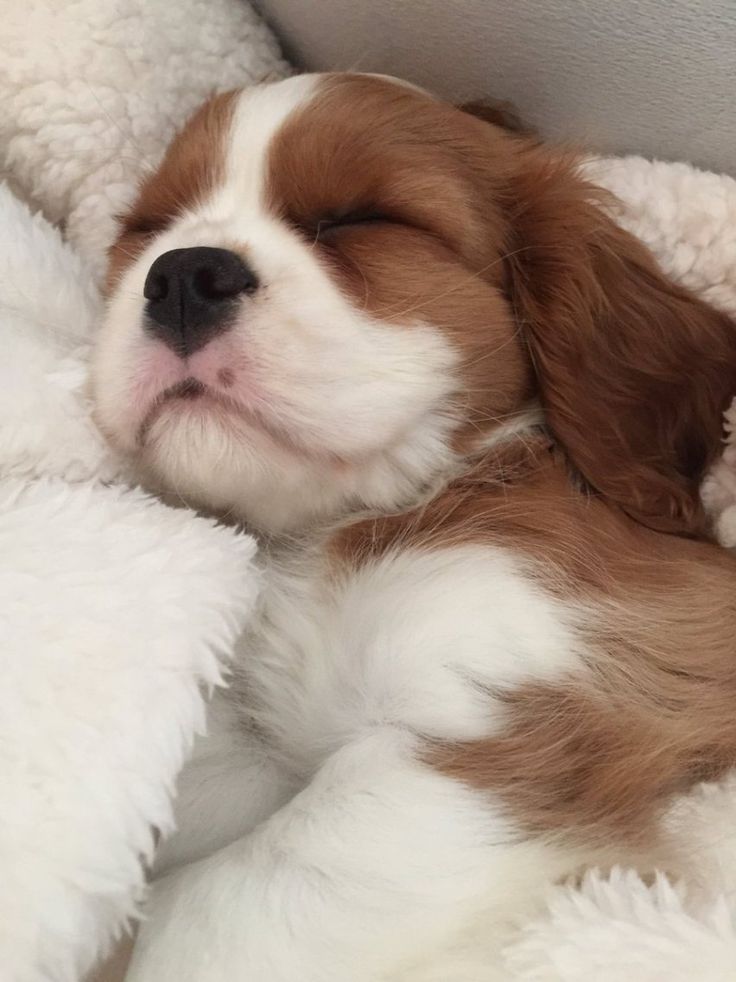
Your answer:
[92,73,736,981]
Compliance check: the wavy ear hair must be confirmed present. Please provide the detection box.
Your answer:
[470,115,736,537]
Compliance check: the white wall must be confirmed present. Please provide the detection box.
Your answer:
[254,0,735,175]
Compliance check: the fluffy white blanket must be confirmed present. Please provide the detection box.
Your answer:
[0,3,284,980]
[0,184,262,982]
[1,2,736,980]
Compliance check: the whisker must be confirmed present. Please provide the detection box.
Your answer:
[372,246,536,321]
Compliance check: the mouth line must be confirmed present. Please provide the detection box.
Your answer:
[167,378,207,400]
[137,377,216,445]
[135,376,332,464]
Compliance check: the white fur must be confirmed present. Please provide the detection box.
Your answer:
[237,544,585,764]
[123,538,589,982]
[129,731,575,982]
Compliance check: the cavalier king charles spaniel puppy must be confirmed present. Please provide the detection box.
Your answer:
[92,73,736,981]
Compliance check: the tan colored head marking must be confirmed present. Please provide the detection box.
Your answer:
[107,91,237,292]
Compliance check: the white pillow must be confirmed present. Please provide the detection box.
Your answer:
[0,0,289,278]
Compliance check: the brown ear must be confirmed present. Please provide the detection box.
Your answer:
[502,146,736,537]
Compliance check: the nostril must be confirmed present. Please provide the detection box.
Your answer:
[143,272,169,303]
[192,260,256,302]
[142,247,258,356]
[192,253,258,302]
[143,248,257,309]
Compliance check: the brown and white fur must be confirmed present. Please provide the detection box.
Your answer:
[92,73,736,981]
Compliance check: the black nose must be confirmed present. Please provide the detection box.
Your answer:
[143,247,258,356]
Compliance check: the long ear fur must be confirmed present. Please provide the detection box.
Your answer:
[502,146,736,537]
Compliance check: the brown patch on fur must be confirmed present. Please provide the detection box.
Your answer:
[332,438,736,845]
[499,146,736,538]
[266,75,534,451]
[269,76,736,530]
[106,91,237,292]
[266,76,502,266]
[314,222,535,444]
[435,685,698,846]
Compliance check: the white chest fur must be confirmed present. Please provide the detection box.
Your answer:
[158,541,585,875]
[144,542,590,982]
[234,542,585,781]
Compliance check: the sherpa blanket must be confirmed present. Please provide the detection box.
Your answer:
[2,2,736,980]
[0,3,286,980]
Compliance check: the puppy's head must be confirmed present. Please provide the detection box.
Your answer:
[93,73,736,534]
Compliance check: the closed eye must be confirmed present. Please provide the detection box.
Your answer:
[116,213,170,238]
[314,210,389,237]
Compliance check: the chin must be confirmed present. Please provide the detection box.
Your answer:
[129,394,461,532]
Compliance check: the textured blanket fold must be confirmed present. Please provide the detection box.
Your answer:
[0,182,262,982]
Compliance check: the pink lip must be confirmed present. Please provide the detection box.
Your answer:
[128,337,326,462]
[127,336,253,439]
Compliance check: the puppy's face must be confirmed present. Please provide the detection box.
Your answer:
[93,72,735,537]
[92,74,531,531]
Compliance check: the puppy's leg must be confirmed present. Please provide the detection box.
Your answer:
[153,692,298,875]
[126,728,571,982]
[88,694,296,981]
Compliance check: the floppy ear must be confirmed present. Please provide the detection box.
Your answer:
[501,145,736,537]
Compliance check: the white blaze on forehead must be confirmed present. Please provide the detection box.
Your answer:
[204,74,323,220]
[92,71,465,532]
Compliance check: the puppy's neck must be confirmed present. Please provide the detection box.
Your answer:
[229,407,547,549]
